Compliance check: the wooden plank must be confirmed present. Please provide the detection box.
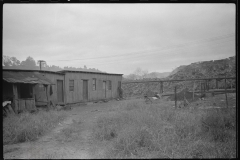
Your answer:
[19,99,26,112]
[32,98,36,110]
[25,100,31,111]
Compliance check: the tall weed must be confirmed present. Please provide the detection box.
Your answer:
[3,110,66,144]
[91,99,236,158]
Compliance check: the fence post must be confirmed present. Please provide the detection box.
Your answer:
[161,82,163,93]
[225,76,228,108]
[175,86,177,108]
[192,81,195,101]
[216,79,218,89]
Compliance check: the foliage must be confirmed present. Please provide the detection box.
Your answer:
[2,55,104,72]
[124,67,170,80]
[91,99,236,158]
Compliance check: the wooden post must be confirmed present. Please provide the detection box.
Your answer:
[225,77,228,108]
[204,81,206,92]
[159,81,161,94]
[216,79,218,89]
[192,81,195,101]
[45,85,50,109]
[12,84,19,113]
[174,86,177,108]
[160,82,163,93]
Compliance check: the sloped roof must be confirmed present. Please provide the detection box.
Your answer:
[3,71,54,85]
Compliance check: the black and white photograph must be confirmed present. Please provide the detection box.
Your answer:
[3,2,236,159]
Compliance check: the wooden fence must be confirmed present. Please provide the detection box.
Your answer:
[123,77,236,108]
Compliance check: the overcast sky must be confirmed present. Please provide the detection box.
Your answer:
[3,3,235,75]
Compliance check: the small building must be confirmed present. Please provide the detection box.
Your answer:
[2,69,123,113]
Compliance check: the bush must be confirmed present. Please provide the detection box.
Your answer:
[3,110,66,145]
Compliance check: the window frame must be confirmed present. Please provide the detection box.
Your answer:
[69,79,74,91]
[92,78,97,91]
[108,80,112,90]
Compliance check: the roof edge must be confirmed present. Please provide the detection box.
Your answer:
[58,70,123,76]
[2,69,123,76]
[3,69,65,75]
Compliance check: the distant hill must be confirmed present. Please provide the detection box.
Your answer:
[122,56,236,98]
[167,56,236,80]
[147,72,170,79]
[123,71,170,80]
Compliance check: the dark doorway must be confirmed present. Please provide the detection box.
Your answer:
[18,83,33,98]
[83,80,88,101]
[57,80,64,103]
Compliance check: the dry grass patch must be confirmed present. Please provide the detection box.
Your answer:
[91,99,236,158]
[3,110,67,145]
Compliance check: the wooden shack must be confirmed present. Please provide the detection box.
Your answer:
[58,70,123,104]
[3,70,55,113]
[3,69,123,111]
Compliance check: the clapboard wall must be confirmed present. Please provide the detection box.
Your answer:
[64,71,122,104]
[42,72,65,105]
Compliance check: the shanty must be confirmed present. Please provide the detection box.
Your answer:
[2,69,123,114]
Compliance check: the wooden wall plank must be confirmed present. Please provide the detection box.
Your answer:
[19,99,25,112]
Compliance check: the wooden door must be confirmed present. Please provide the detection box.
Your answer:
[57,80,64,103]
[83,80,88,101]
[103,81,107,98]
[118,81,122,97]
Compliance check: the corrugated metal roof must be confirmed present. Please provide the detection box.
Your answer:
[3,71,54,85]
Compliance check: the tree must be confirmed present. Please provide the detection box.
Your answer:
[20,56,38,70]
[133,67,149,79]
[126,74,138,80]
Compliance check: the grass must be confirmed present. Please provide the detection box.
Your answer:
[91,98,236,158]
[3,110,67,145]
[55,119,83,143]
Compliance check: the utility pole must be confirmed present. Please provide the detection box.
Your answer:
[38,60,46,70]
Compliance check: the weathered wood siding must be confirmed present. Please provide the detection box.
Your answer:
[40,72,65,105]
[64,72,122,104]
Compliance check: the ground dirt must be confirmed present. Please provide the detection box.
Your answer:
[3,100,122,159]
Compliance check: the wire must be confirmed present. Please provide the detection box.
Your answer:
[76,38,235,66]
[48,33,235,62]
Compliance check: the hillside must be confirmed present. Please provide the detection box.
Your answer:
[167,56,235,80]
[122,56,236,98]
[123,71,170,80]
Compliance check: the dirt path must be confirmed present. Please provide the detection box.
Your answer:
[3,101,119,159]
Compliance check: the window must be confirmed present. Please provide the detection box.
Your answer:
[69,80,74,91]
[108,80,112,90]
[92,78,96,90]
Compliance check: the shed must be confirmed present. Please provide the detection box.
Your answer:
[58,70,123,104]
[3,69,123,111]
[3,70,55,113]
